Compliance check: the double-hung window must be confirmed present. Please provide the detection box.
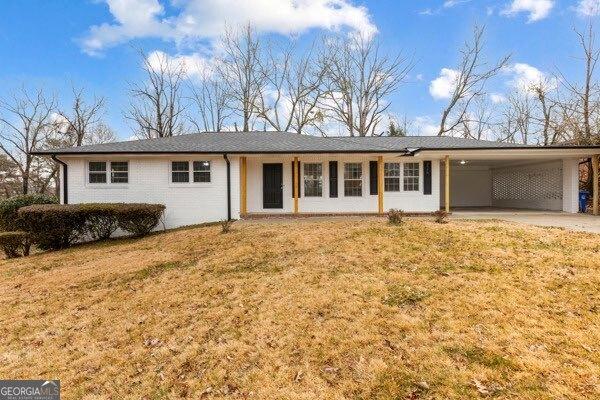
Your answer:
[110,162,129,183]
[88,161,128,184]
[193,161,211,183]
[403,162,420,191]
[344,163,362,196]
[304,163,323,197]
[88,162,107,183]
[384,163,400,192]
[171,161,212,183]
[171,161,190,183]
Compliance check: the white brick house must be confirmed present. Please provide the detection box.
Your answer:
[35,132,600,229]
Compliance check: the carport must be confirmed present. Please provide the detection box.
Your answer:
[440,158,565,211]
[412,146,600,214]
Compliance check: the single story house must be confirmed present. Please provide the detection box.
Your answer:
[34,131,600,229]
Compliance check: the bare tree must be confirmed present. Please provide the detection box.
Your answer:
[218,24,267,132]
[0,155,21,198]
[0,87,57,194]
[460,96,496,140]
[437,25,510,136]
[57,87,106,146]
[557,23,600,145]
[320,35,412,136]
[529,79,560,145]
[126,50,187,138]
[188,70,231,132]
[254,43,330,134]
[503,91,535,144]
[86,123,117,144]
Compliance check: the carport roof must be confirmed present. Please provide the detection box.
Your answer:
[31,131,600,155]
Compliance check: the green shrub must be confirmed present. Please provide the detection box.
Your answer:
[115,204,165,237]
[18,203,166,250]
[388,209,405,225]
[0,194,58,231]
[0,231,30,259]
[79,204,120,240]
[18,204,88,250]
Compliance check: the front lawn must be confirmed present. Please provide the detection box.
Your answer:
[1,218,599,399]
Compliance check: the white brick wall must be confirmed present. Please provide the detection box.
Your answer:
[562,158,580,213]
[64,155,240,229]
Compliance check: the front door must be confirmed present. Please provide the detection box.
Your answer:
[263,163,283,209]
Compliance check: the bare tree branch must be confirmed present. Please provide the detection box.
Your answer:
[438,25,511,136]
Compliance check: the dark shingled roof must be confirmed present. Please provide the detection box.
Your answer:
[33,131,547,155]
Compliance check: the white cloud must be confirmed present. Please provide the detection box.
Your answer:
[419,8,435,15]
[490,93,507,104]
[413,116,439,136]
[429,68,459,100]
[146,50,215,80]
[81,0,377,55]
[506,63,557,92]
[576,0,600,16]
[443,0,471,8]
[502,0,554,22]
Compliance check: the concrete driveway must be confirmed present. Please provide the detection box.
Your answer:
[451,209,600,233]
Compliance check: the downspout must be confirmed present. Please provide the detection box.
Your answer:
[223,154,231,221]
[51,155,68,204]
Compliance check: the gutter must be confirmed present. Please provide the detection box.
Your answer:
[223,154,231,221]
[30,149,413,156]
[51,155,68,204]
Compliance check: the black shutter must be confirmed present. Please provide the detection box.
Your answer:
[329,161,338,198]
[369,161,378,195]
[291,161,301,198]
[423,161,432,195]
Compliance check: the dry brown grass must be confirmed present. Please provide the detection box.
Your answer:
[1,218,600,399]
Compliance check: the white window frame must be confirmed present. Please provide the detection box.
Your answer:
[384,162,401,192]
[169,160,213,186]
[87,160,129,187]
[343,162,363,197]
[303,163,323,197]
[402,162,420,192]
[110,161,129,184]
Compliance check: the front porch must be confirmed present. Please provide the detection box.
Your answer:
[238,153,440,217]
[235,152,600,218]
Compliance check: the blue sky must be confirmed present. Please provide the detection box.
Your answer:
[0,0,598,139]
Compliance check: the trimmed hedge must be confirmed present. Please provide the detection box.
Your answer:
[18,203,165,250]
[0,194,58,231]
[114,204,166,237]
[0,231,29,259]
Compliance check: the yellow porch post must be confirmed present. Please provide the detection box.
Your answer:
[240,157,247,216]
[593,155,599,216]
[445,155,450,213]
[293,157,299,214]
[377,156,384,214]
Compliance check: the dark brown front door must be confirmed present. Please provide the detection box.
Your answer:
[263,163,283,209]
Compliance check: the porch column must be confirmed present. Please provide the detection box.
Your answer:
[377,156,384,214]
[240,156,247,216]
[593,155,599,216]
[293,157,299,214]
[445,155,450,213]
